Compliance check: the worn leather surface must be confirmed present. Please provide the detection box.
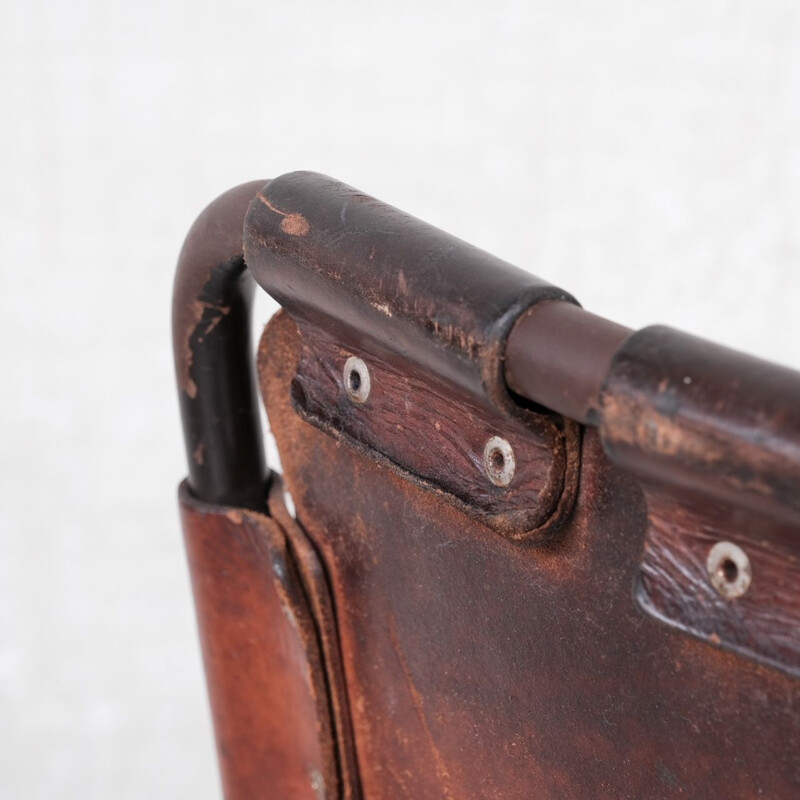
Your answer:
[287,319,580,540]
[599,325,800,675]
[179,481,338,799]
[244,171,576,409]
[260,310,800,799]
[243,172,582,542]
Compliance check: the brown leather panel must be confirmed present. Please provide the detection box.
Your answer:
[287,320,579,540]
[638,488,800,676]
[598,325,800,674]
[179,482,336,799]
[266,477,363,800]
[260,312,800,799]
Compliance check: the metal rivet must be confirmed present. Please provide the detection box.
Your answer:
[706,541,752,599]
[483,436,515,487]
[344,356,370,403]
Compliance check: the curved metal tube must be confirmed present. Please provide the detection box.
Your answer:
[172,180,269,508]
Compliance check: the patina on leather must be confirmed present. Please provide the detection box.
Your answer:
[173,173,800,799]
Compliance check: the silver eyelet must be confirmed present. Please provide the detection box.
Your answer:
[483,436,515,487]
[706,541,752,599]
[343,356,370,403]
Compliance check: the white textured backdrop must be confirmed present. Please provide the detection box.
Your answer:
[2,1,799,797]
